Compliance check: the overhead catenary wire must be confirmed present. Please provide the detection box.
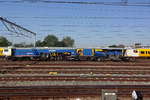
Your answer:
[0,17,36,36]
[0,0,150,7]
[0,0,150,47]
[0,17,37,46]
[4,16,150,20]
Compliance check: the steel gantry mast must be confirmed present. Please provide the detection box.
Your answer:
[0,16,36,47]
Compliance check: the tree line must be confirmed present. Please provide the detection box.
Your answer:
[0,35,74,47]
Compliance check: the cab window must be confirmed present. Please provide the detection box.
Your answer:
[133,50,138,53]
[4,49,8,52]
[141,51,145,54]
[148,51,150,54]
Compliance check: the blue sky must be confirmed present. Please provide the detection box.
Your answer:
[0,0,150,47]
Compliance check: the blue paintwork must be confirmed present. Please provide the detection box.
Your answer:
[83,49,93,56]
[13,48,122,59]
[94,50,122,57]
[49,49,76,56]
[106,51,122,56]
[94,51,105,57]
[14,48,49,56]
[14,48,76,57]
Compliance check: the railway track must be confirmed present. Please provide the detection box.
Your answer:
[0,66,150,82]
[0,63,150,99]
[0,60,150,66]
[1,70,150,74]
[0,85,150,97]
[0,75,150,82]
[1,65,150,75]
[0,66,150,99]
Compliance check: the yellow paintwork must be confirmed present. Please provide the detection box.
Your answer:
[0,48,4,56]
[64,52,67,54]
[52,53,56,56]
[138,48,150,57]
[93,49,103,56]
[49,72,57,75]
[95,49,103,52]
[92,49,94,56]
[76,48,83,56]
[122,49,125,56]
[95,49,103,56]
[64,52,71,56]
[89,72,93,75]
[77,48,95,56]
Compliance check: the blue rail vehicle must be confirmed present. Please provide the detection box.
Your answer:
[103,48,123,61]
[76,48,106,61]
[12,48,50,60]
[49,48,76,60]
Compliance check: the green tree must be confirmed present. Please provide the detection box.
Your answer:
[43,35,58,47]
[56,41,66,47]
[35,35,75,47]
[14,42,34,47]
[109,44,125,48]
[109,45,118,48]
[61,36,74,47]
[0,36,12,47]
[14,43,24,47]
[36,40,44,47]
[26,43,34,47]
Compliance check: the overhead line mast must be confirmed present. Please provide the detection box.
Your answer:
[0,17,36,47]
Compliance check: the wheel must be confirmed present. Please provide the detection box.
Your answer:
[129,57,136,62]
[86,57,91,61]
[11,57,17,61]
[40,53,47,61]
[97,57,104,62]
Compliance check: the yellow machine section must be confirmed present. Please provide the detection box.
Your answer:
[138,48,150,57]
[92,49,95,56]
[64,52,71,56]
[95,49,103,52]
[122,49,126,56]
[76,48,83,56]
[0,48,4,56]
[52,53,56,56]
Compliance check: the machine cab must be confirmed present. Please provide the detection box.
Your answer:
[0,48,4,56]
[3,47,14,57]
[124,49,139,57]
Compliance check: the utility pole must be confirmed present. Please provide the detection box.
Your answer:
[0,16,36,47]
